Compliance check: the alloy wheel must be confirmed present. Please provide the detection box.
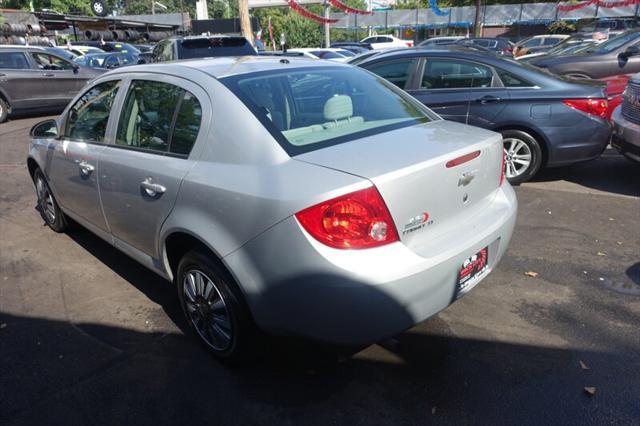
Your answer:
[183,269,233,351]
[35,175,56,224]
[503,138,533,179]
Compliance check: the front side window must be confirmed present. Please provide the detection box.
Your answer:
[66,80,120,142]
[31,53,74,70]
[365,59,415,89]
[543,38,560,46]
[421,59,493,89]
[116,80,202,156]
[0,52,29,69]
[222,67,433,155]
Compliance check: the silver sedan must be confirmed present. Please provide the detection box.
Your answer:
[27,57,517,362]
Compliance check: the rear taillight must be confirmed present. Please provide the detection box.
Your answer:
[502,47,513,54]
[295,186,399,249]
[405,42,413,47]
[563,98,608,118]
[499,150,506,186]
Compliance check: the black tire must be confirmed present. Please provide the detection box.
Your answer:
[176,250,254,363]
[33,168,68,232]
[0,97,8,123]
[500,129,543,185]
[91,0,108,17]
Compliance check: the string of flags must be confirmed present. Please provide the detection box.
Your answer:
[558,0,640,12]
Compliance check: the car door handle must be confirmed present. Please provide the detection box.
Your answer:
[475,95,502,104]
[42,73,55,77]
[76,160,95,175]
[141,178,166,197]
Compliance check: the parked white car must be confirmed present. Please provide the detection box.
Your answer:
[361,35,413,49]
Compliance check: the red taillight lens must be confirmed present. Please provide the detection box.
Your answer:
[499,150,506,186]
[562,98,608,118]
[295,186,399,250]
[502,47,513,54]
[406,42,413,47]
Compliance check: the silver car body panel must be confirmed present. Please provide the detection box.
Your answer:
[28,57,518,344]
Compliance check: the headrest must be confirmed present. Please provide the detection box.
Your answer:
[323,95,353,121]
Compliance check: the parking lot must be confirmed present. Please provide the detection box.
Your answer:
[0,115,639,425]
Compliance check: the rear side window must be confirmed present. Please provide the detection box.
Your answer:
[422,59,493,89]
[0,52,29,69]
[364,59,415,89]
[66,81,120,142]
[116,80,202,156]
[496,69,534,88]
[177,38,257,59]
[221,67,433,155]
[543,38,560,46]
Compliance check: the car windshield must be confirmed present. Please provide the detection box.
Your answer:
[221,67,435,155]
[178,37,257,59]
[588,31,640,53]
[312,51,345,59]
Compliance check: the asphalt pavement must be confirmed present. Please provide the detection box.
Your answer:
[1,116,639,425]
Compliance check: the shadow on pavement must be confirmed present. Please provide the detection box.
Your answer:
[531,149,640,197]
[1,311,639,425]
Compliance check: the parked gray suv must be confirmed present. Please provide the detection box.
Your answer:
[27,58,517,362]
[0,46,105,122]
[612,73,640,162]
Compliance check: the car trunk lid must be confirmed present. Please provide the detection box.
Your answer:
[294,120,504,253]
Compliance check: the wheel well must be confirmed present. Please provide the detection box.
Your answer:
[493,125,549,167]
[27,158,39,180]
[164,232,213,279]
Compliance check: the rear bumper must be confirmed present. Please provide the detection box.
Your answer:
[224,184,517,345]
[611,106,640,162]
[542,117,611,167]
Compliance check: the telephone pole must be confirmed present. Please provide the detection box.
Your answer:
[238,0,254,44]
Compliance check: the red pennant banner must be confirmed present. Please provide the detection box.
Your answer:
[558,0,640,11]
[327,0,373,15]
[287,0,338,24]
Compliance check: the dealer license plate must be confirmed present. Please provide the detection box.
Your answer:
[456,247,489,297]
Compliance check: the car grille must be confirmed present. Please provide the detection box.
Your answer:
[621,81,640,124]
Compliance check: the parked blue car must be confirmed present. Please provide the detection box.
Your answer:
[358,46,612,184]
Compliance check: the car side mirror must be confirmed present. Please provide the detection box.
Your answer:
[72,64,80,74]
[30,119,58,139]
[622,45,640,59]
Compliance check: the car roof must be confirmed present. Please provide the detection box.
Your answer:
[0,45,47,52]
[358,45,494,62]
[106,55,344,79]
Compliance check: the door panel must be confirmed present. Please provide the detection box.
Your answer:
[29,52,80,108]
[48,79,122,231]
[99,78,203,257]
[408,57,507,127]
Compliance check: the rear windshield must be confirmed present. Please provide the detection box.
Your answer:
[221,67,435,155]
[178,38,257,59]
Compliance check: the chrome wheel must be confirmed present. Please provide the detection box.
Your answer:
[503,138,533,179]
[183,269,233,351]
[35,174,56,224]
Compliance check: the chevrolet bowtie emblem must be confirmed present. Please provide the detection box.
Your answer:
[458,171,475,187]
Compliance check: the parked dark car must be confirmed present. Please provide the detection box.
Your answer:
[330,42,371,54]
[73,52,139,69]
[358,46,611,184]
[577,18,639,37]
[527,30,640,79]
[152,35,257,62]
[457,37,514,56]
[611,73,640,162]
[0,46,104,123]
[71,41,140,55]
[44,46,78,61]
